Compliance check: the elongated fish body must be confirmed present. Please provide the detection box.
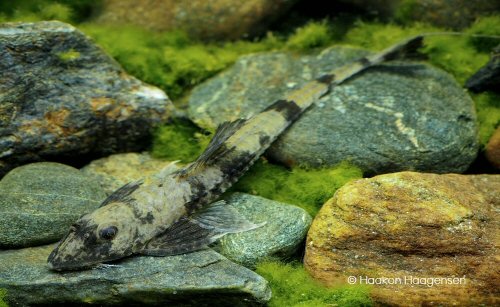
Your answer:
[48,36,424,270]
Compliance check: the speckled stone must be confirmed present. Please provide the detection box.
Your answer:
[188,46,478,174]
[0,21,173,177]
[304,172,500,306]
[0,162,106,248]
[216,193,312,269]
[81,152,178,195]
[95,0,298,40]
[0,245,271,306]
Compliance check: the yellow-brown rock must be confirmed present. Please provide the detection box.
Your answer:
[94,0,298,40]
[81,152,178,195]
[304,172,499,306]
[486,126,500,169]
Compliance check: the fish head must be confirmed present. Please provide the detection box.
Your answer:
[47,202,141,271]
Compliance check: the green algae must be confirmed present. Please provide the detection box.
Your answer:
[57,49,80,62]
[232,160,363,217]
[474,93,500,146]
[151,119,211,163]
[79,25,282,100]
[0,289,8,307]
[466,16,500,52]
[0,0,97,23]
[255,261,372,307]
[286,21,333,51]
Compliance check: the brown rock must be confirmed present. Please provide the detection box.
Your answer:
[486,126,500,169]
[94,0,298,40]
[304,172,500,306]
[394,0,500,30]
[81,152,178,195]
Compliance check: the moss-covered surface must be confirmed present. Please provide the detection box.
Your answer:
[231,161,362,217]
[256,261,372,306]
[151,119,211,163]
[57,49,80,62]
[0,289,8,307]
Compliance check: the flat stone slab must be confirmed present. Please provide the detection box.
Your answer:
[0,21,173,176]
[217,193,312,269]
[0,162,106,248]
[188,46,478,174]
[0,245,271,306]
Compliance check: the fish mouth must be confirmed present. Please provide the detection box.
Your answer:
[48,252,125,272]
[47,241,129,272]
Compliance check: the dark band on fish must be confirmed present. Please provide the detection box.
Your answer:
[316,73,334,84]
[185,177,210,213]
[357,57,371,67]
[133,207,155,224]
[264,99,302,121]
[259,134,270,147]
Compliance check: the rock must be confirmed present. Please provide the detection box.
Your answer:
[188,47,478,174]
[485,126,500,169]
[0,162,106,248]
[394,0,500,29]
[304,172,500,306]
[466,44,500,93]
[95,0,298,41]
[216,193,312,269]
[0,21,173,177]
[81,152,178,195]
[0,245,271,306]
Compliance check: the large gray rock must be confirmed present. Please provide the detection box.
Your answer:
[188,46,478,174]
[0,21,173,177]
[217,193,312,269]
[0,162,106,248]
[81,152,178,195]
[0,245,271,306]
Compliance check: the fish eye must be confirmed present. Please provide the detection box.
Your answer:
[99,226,118,240]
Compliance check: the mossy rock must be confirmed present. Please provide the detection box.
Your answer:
[0,162,106,248]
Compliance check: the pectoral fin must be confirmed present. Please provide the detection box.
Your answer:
[140,200,264,256]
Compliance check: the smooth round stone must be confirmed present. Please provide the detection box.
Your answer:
[217,193,312,268]
[0,162,106,248]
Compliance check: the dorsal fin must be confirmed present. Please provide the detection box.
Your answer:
[175,119,246,178]
[100,179,143,207]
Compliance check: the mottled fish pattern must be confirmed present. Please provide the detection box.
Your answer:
[48,35,424,271]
